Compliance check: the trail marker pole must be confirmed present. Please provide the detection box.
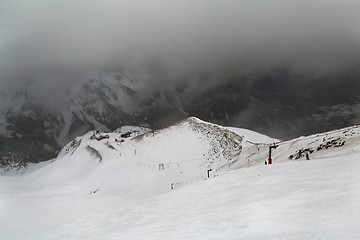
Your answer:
[207,169,212,178]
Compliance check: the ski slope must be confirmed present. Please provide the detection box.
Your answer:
[1,118,360,239]
[2,117,251,198]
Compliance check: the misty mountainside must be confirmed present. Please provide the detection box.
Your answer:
[0,71,148,162]
[144,68,360,137]
[1,69,360,163]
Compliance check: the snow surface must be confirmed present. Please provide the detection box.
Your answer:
[225,127,277,143]
[1,118,360,239]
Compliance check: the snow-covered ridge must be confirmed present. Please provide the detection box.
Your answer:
[19,117,248,198]
[5,117,360,199]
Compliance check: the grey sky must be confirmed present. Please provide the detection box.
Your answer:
[1,0,360,88]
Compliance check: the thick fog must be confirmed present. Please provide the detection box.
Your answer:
[1,0,360,89]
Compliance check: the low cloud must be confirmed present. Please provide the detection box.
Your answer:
[0,0,360,90]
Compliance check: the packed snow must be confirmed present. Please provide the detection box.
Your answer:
[1,117,360,239]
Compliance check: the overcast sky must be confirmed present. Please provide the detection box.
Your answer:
[1,0,360,89]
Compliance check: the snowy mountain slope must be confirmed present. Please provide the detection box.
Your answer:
[4,117,360,196]
[7,117,249,198]
[232,123,360,168]
[1,119,360,239]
